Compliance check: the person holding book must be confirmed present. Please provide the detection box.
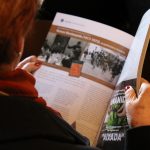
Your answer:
[0,1,150,150]
[125,78,150,149]
[0,0,99,150]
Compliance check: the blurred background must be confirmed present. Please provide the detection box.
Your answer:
[37,0,150,35]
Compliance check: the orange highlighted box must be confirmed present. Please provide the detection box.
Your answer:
[69,61,83,77]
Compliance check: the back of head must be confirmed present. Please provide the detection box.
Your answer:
[0,0,39,64]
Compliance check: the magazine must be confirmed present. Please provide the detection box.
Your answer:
[33,10,150,149]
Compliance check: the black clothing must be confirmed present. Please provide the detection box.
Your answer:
[0,96,149,150]
[0,96,99,150]
[125,126,150,150]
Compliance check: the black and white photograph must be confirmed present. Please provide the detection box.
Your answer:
[81,43,126,85]
[38,32,88,68]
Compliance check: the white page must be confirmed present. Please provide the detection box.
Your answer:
[34,65,113,145]
[117,9,150,87]
[38,12,134,88]
[53,12,133,49]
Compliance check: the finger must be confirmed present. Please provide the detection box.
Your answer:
[17,55,37,68]
[24,56,42,65]
[138,81,150,100]
[141,77,149,84]
[21,62,41,73]
[23,55,37,63]
[125,86,136,101]
[139,80,150,94]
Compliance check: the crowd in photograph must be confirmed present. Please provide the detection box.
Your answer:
[85,49,125,82]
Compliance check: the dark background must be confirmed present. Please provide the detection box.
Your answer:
[38,0,150,35]
[24,0,150,81]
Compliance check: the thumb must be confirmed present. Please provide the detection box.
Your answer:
[125,86,136,101]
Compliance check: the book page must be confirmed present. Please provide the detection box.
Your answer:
[38,12,134,88]
[34,12,134,145]
[97,9,150,150]
[117,9,150,91]
[34,65,113,145]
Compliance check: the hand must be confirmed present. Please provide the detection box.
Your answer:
[16,55,42,73]
[125,78,150,127]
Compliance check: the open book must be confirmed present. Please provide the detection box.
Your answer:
[33,10,150,149]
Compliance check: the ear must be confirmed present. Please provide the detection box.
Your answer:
[16,37,25,54]
[12,37,25,69]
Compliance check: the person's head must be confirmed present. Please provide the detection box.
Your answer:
[0,0,39,69]
[77,41,81,45]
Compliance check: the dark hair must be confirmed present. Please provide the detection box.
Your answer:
[0,0,39,64]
